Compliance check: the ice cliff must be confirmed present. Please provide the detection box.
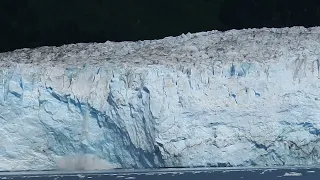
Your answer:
[1,26,320,171]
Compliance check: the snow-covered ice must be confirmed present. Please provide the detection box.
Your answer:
[1,26,320,171]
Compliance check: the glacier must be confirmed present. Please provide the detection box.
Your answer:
[1,26,320,171]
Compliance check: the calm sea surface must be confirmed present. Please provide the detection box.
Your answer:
[0,167,319,180]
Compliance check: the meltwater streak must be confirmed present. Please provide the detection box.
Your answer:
[0,167,319,180]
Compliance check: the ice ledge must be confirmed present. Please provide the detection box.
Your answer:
[1,26,320,171]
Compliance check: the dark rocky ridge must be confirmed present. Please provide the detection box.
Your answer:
[1,0,320,53]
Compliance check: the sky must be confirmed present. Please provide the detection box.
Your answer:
[1,0,320,53]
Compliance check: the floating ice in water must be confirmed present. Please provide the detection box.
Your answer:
[283,172,303,176]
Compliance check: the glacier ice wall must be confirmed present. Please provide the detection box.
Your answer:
[1,26,320,171]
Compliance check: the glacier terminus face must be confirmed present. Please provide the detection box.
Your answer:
[1,26,320,171]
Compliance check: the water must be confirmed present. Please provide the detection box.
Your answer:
[0,167,319,180]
